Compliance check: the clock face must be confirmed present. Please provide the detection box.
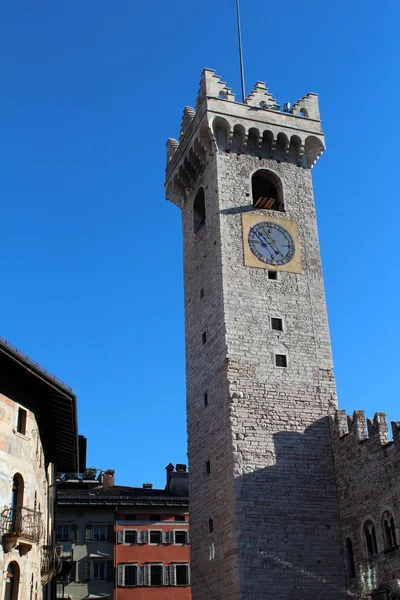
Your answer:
[248,221,295,266]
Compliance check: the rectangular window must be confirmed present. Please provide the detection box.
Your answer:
[93,525,107,542]
[208,518,214,533]
[268,270,278,280]
[174,515,185,522]
[149,530,162,544]
[271,317,283,331]
[174,531,188,544]
[17,408,27,435]
[124,530,137,544]
[176,565,189,586]
[275,354,287,368]
[56,525,72,542]
[125,565,137,586]
[150,564,163,586]
[92,562,106,581]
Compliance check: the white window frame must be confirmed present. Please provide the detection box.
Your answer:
[118,529,138,545]
[92,524,107,542]
[149,529,162,545]
[173,529,189,545]
[171,563,191,586]
[118,563,138,587]
[148,563,164,586]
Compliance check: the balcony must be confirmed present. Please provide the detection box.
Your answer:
[1,506,43,553]
[41,546,63,585]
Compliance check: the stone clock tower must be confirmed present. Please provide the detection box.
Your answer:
[165,70,346,599]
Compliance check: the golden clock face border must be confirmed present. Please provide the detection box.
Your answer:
[242,214,302,274]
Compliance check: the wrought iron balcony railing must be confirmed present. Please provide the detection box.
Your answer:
[1,505,43,543]
[41,546,63,575]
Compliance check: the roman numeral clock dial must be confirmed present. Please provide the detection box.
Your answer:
[242,215,302,273]
[248,221,295,266]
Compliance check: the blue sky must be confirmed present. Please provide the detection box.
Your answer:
[1,1,399,488]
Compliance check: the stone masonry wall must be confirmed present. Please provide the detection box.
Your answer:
[182,150,241,600]
[216,153,346,599]
[331,410,400,599]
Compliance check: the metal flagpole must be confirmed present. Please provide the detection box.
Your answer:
[235,0,246,102]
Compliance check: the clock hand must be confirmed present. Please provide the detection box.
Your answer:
[254,231,276,261]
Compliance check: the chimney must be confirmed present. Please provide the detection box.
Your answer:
[143,483,153,490]
[102,470,115,490]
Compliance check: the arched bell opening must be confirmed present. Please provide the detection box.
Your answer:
[251,170,284,211]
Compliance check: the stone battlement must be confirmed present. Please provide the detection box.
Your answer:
[165,69,325,208]
[330,409,400,448]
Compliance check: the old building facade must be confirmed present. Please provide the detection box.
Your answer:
[165,69,400,600]
[0,336,80,600]
[56,464,190,600]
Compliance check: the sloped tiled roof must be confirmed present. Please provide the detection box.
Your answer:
[57,484,188,506]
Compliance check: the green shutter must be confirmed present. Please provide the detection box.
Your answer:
[106,560,115,582]
[71,524,78,543]
[85,524,93,542]
[107,524,114,543]
[84,561,91,581]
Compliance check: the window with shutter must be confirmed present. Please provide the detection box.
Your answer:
[124,530,137,544]
[168,530,174,544]
[149,530,162,544]
[163,566,169,586]
[70,562,77,582]
[71,524,78,543]
[107,524,114,543]
[169,565,176,586]
[106,560,114,582]
[125,565,137,586]
[143,565,150,586]
[117,530,124,544]
[137,565,144,586]
[117,565,124,587]
[84,561,91,581]
[161,530,168,544]
[85,524,93,543]
[174,531,187,544]
[176,565,189,586]
[150,565,163,586]
[142,530,149,544]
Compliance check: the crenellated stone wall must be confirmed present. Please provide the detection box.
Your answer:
[331,410,400,599]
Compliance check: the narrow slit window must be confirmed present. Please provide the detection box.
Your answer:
[275,354,287,368]
[203,392,209,407]
[202,332,207,345]
[17,408,27,435]
[205,460,211,475]
[193,188,206,234]
[200,287,205,299]
[208,518,214,533]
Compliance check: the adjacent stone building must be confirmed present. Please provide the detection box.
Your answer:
[0,335,80,600]
[165,69,400,600]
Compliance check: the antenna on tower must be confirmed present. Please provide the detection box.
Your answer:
[235,0,246,103]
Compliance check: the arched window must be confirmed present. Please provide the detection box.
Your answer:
[382,510,397,550]
[251,170,284,211]
[300,108,308,117]
[345,537,356,579]
[193,188,206,234]
[363,520,378,557]
[4,562,20,600]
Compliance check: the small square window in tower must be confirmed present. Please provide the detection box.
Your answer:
[268,270,278,280]
[271,318,283,331]
[275,354,287,368]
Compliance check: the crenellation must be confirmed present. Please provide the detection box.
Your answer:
[367,412,389,446]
